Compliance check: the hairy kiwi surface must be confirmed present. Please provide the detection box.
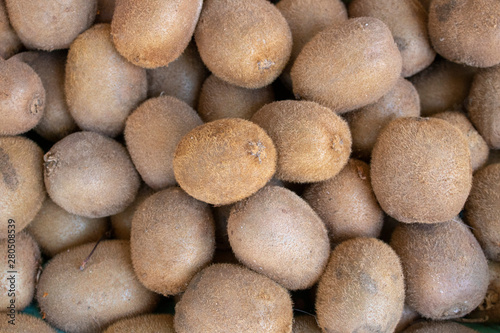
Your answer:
[465,261,500,323]
[402,321,479,333]
[0,312,56,332]
[103,314,175,333]
[292,315,321,333]
[0,0,21,59]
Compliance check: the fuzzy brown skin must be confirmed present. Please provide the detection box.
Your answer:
[96,0,116,23]
[0,136,45,239]
[195,0,292,89]
[428,0,500,68]
[316,238,405,333]
[291,17,402,114]
[465,261,500,323]
[464,163,500,261]
[402,321,479,333]
[65,24,147,138]
[104,314,175,332]
[5,0,96,51]
[0,58,45,136]
[174,263,293,333]
[0,312,56,332]
[303,159,384,244]
[466,65,500,149]
[251,100,351,183]
[433,110,489,171]
[27,198,108,257]
[37,240,159,333]
[292,316,321,333]
[0,0,21,59]
[43,131,140,218]
[345,77,420,159]
[131,187,215,296]
[198,74,275,122]
[371,117,472,223]
[125,96,203,191]
[0,232,40,312]
[390,218,489,320]
[395,304,420,333]
[173,118,277,205]
[111,0,202,68]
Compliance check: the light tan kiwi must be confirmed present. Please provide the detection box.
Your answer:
[291,17,402,114]
[371,117,472,223]
[345,77,420,159]
[0,0,21,59]
[104,314,175,333]
[174,263,293,333]
[173,118,277,205]
[395,304,420,333]
[0,312,57,333]
[0,136,45,239]
[27,198,108,257]
[0,232,40,311]
[228,186,330,290]
[111,0,202,68]
[303,159,384,244]
[465,163,500,261]
[5,0,96,51]
[402,321,479,333]
[465,261,500,323]
[96,0,116,23]
[251,100,351,183]
[292,316,321,333]
[37,240,159,333]
[43,131,140,218]
[428,0,500,68]
[194,0,292,89]
[124,96,203,191]
[0,58,45,136]
[316,238,405,332]
[349,0,435,77]
[65,23,147,137]
[390,217,489,320]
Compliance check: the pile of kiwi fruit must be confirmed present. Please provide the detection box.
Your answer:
[1,0,500,332]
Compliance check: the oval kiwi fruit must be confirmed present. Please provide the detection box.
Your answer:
[0,0,21,59]
[0,312,57,332]
[103,314,175,333]
[402,321,479,333]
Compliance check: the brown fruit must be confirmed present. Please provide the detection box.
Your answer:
[103,314,175,333]
[292,316,321,333]
[0,312,56,332]
[402,321,479,333]
[465,261,500,323]
[0,0,21,58]
[395,304,420,333]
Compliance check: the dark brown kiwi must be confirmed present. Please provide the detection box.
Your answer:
[0,312,57,332]
[465,261,500,323]
[402,321,479,333]
[0,0,21,59]
[103,314,175,333]
[292,315,321,333]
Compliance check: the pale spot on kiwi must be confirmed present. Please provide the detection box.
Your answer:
[247,141,266,163]
[0,147,18,190]
[43,152,58,176]
[29,94,44,115]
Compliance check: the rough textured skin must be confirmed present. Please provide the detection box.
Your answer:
[0,312,56,333]
[291,17,402,114]
[466,262,500,323]
[0,0,21,58]
[174,263,293,333]
[125,96,203,190]
[131,187,215,296]
[466,65,500,149]
[0,136,45,239]
[198,74,274,122]
[251,100,351,183]
[96,0,116,23]
[345,77,420,159]
[292,316,321,333]
[0,232,40,312]
[316,238,405,333]
[43,131,140,218]
[465,163,500,261]
[433,111,489,171]
[402,321,479,333]
[37,240,159,333]
[303,159,384,244]
[428,0,500,68]
[228,186,330,290]
[27,198,108,257]
[5,0,96,51]
[371,117,472,223]
[111,0,202,68]
[195,0,292,89]
[0,58,45,135]
[395,304,420,333]
[65,24,147,138]
[173,118,277,205]
[390,218,489,320]
[104,314,175,333]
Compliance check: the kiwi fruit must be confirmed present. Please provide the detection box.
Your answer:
[345,77,420,159]
[27,198,108,257]
[174,263,293,333]
[124,96,203,191]
[370,117,472,223]
[0,0,21,59]
[103,314,175,332]
[292,316,321,333]
[43,131,140,218]
[0,136,45,239]
[402,321,479,333]
[465,261,500,323]
[303,159,384,244]
[291,17,402,114]
[5,0,96,51]
[395,304,420,333]
[65,23,147,138]
[173,118,277,205]
[428,0,500,68]
[316,237,405,332]
[0,232,40,311]
[390,217,489,320]
[0,58,45,136]
[251,100,351,183]
[198,74,275,122]
[0,312,57,333]
[194,0,292,89]
[96,0,116,23]
[464,163,500,261]
[111,0,202,68]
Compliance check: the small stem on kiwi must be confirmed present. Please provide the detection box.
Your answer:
[79,230,112,271]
